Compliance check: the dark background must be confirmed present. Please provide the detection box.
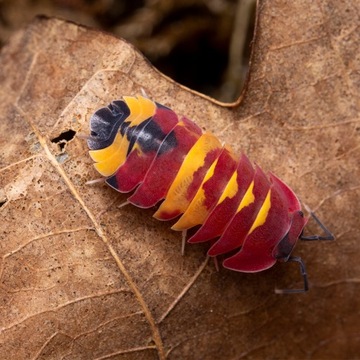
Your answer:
[0,0,256,101]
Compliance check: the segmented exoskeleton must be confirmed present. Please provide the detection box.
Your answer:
[88,96,334,293]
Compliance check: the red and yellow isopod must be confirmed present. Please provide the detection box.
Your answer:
[87,95,334,293]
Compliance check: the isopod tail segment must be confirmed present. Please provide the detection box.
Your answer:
[87,95,335,294]
[273,211,335,294]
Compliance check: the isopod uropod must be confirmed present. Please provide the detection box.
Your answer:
[87,95,334,293]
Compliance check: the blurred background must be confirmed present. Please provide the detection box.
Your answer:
[0,0,256,102]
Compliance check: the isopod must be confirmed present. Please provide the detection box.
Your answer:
[87,95,334,293]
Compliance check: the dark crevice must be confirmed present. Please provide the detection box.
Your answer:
[0,197,7,208]
[51,129,76,152]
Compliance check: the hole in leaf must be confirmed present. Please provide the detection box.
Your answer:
[140,2,257,102]
[0,197,7,208]
[51,130,76,152]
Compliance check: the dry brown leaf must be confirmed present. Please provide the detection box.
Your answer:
[1,1,359,359]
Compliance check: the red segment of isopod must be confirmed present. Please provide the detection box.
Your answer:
[170,145,238,231]
[127,117,202,208]
[207,165,271,257]
[188,153,254,244]
[153,132,223,220]
[87,96,308,274]
[223,174,306,272]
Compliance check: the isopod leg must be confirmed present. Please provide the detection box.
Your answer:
[86,178,106,185]
[117,200,130,209]
[300,212,334,241]
[275,256,308,294]
[76,132,90,140]
[181,230,187,256]
[213,256,220,272]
